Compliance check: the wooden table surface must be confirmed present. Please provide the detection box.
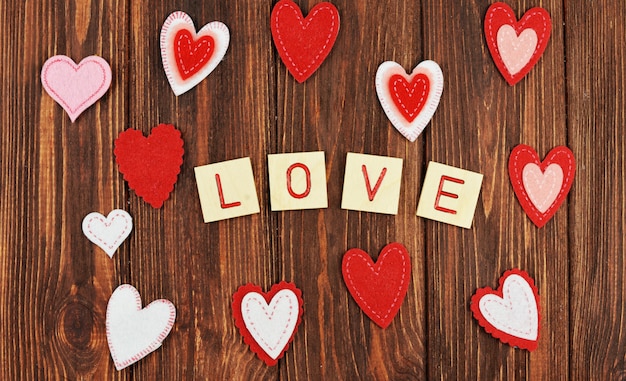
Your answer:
[1,0,625,380]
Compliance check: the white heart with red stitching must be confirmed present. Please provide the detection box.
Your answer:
[82,209,132,258]
[106,284,176,370]
[241,289,299,360]
[375,60,444,142]
[478,273,538,341]
[161,11,230,96]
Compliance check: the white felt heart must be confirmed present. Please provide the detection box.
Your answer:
[522,163,563,213]
[375,60,444,142]
[478,274,538,341]
[82,209,132,258]
[241,289,299,360]
[106,284,176,370]
[161,11,230,96]
[497,25,538,76]
[41,55,112,122]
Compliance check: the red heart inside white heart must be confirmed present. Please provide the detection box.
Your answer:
[478,273,538,341]
[161,11,230,96]
[522,163,563,213]
[106,284,176,370]
[82,209,132,258]
[241,289,299,360]
[41,55,112,122]
[375,60,443,142]
[497,25,538,75]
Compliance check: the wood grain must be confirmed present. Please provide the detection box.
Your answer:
[0,0,624,380]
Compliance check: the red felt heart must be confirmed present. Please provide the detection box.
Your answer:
[484,2,551,85]
[114,124,184,208]
[470,269,540,351]
[389,73,430,123]
[342,242,411,329]
[174,29,215,80]
[271,0,340,83]
[508,144,575,228]
[232,282,303,366]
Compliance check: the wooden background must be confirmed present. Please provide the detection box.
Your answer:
[1,0,624,379]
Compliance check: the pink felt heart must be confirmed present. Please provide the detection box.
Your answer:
[41,55,112,122]
[522,163,563,213]
[497,26,538,76]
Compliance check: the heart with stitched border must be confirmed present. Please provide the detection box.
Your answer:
[106,284,176,370]
[342,242,411,329]
[508,144,575,228]
[271,0,340,83]
[114,124,184,208]
[375,60,444,142]
[41,55,112,122]
[471,269,540,351]
[232,282,303,366]
[160,11,230,95]
[484,2,551,85]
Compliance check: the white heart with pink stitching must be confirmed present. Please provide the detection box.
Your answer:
[106,284,176,370]
[41,55,112,122]
[375,60,444,142]
[82,209,133,258]
[241,289,299,360]
[478,273,538,341]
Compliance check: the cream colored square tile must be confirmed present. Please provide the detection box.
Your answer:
[268,152,328,211]
[194,157,260,223]
[341,152,403,215]
[416,161,483,228]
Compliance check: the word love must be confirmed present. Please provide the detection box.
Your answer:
[194,152,484,229]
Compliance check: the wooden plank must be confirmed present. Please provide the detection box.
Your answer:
[565,2,626,379]
[423,1,569,379]
[274,0,427,379]
[127,1,277,379]
[0,0,128,379]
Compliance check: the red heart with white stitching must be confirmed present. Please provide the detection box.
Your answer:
[484,2,551,85]
[342,242,411,329]
[508,144,575,228]
[271,0,340,83]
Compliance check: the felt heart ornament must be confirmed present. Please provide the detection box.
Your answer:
[484,2,551,86]
[508,144,575,228]
[41,55,112,122]
[470,269,540,351]
[114,124,184,208]
[342,242,411,328]
[82,209,132,258]
[106,284,176,370]
[232,282,303,366]
[375,60,444,142]
[160,11,230,96]
[271,0,340,83]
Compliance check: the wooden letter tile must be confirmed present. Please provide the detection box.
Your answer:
[341,152,403,214]
[194,157,260,223]
[416,161,483,228]
[268,152,328,211]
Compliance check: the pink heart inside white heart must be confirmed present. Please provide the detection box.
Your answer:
[478,274,538,341]
[241,289,299,360]
[522,163,563,213]
[497,25,538,75]
[41,55,112,122]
